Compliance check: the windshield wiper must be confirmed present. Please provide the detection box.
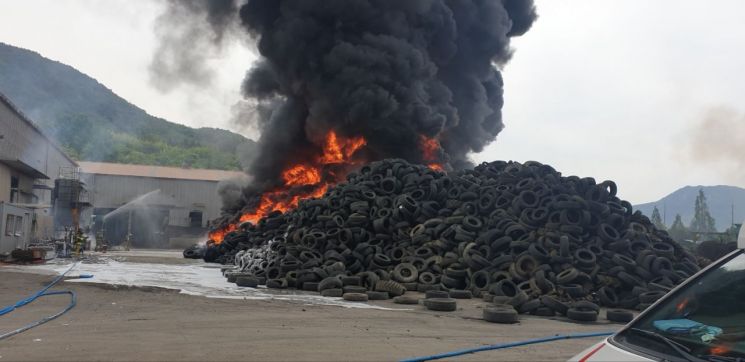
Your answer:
[628,328,704,362]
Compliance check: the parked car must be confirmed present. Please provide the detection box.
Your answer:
[570,223,745,361]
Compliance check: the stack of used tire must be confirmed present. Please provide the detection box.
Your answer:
[202,158,700,321]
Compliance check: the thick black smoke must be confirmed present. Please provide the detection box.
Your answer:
[153,0,537,216]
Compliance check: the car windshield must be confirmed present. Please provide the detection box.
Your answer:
[616,250,745,361]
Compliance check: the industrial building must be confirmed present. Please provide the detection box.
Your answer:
[78,162,246,248]
[0,92,81,255]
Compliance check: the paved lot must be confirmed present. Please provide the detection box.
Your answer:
[0,252,620,361]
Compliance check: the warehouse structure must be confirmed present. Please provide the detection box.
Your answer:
[78,162,247,248]
[0,92,80,255]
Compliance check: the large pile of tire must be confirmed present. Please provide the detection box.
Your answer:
[199,159,700,316]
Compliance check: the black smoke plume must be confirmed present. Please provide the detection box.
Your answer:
[153,0,537,217]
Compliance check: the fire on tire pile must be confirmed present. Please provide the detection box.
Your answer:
[168,0,694,323]
[185,158,700,323]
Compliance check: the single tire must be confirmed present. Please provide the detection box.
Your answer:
[318,276,343,292]
[639,290,666,304]
[417,283,440,293]
[403,282,418,291]
[266,278,288,289]
[426,290,449,299]
[448,290,473,299]
[393,296,420,305]
[392,263,419,283]
[531,307,556,317]
[321,288,343,297]
[375,280,407,297]
[508,291,530,307]
[491,295,512,305]
[606,309,634,323]
[343,285,368,294]
[341,276,361,286]
[518,298,541,314]
[366,291,390,300]
[540,296,569,315]
[303,282,319,291]
[343,293,369,302]
[483,307,519,324]
[567,308,598,322]
[424,298,457,312]
[572,300,600,312]
[236,276,259,288]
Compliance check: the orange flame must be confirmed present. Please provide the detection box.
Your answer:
[208,130,364,244]
[711,345,731,355]
[420,135,444,172]
[283,164,322,186]
[320,131,366,164]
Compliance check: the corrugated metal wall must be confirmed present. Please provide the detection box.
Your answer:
[85,174,223,227]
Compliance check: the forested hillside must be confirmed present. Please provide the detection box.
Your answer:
[0,42,254,170]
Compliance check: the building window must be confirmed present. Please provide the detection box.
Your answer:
[5,215,14,236]
[188,211,203,228]
[14,215,23,237]
[10,176,18,203]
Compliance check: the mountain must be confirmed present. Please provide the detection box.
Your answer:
[634,185,745,231]
[0,42,255,170]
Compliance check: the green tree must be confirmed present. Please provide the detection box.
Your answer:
[668,214,689,242]
[651,206,666,230]
[690,189,717,233]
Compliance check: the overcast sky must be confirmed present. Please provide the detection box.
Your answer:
[1,0,744,205]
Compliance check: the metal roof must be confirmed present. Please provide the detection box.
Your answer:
[78,161,247,182]
[0,91,78,167]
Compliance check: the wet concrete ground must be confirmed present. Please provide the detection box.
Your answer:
[0,250,621,361]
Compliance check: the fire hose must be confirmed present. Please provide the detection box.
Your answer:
[399,331,615,362]
[0,263,90,341]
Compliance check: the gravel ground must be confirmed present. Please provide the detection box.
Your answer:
[0,252,622,361]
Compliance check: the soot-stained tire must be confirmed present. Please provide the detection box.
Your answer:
[321,288,343,297]
[393,296,420,305]
[606,309,634,323]
[366,291,390,300]
[424,298,457,312]
[343,293,369,302]
[375,280,407,297]
[236,276,259,288]
[448,289,473,299]
[567,308,598,322]
[483,307,519,324]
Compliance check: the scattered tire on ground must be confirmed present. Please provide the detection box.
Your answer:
[393,296,420,305]
[606,309,634,323]
[484,307,519,324]
[343,293,369,302]
[423,298,457,312]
